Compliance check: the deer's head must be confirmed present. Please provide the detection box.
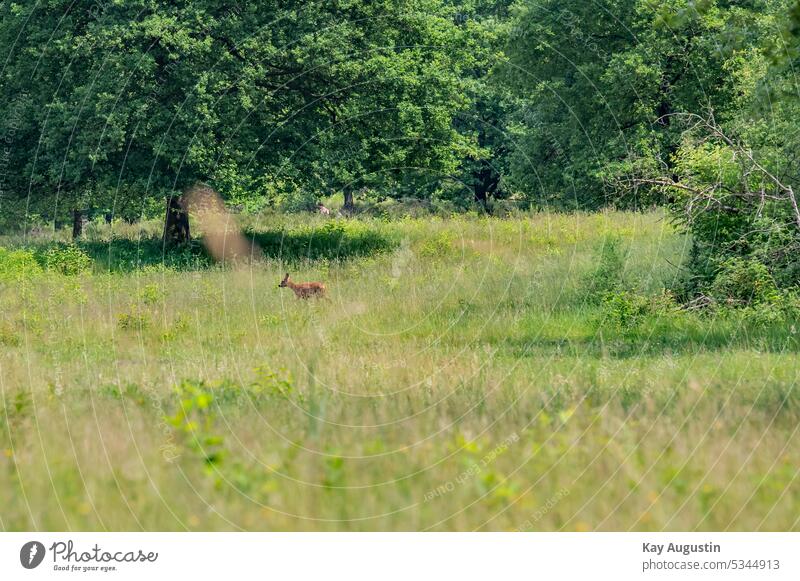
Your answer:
[278,273,290,288]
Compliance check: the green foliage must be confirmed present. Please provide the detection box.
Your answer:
[0,0,477,222]
[0,247,44,281]
[39,244,92,275]
[167,380,225,471]
[250,220,397,261]
[251,367,298,402]
[138,283,165,306]
[600,290,653,330]
[501,0,781,208]
[277,190,320,214]
[417,230,457,258]
[97,383,148,404]
[739,292,800,328]
[708,257,779,306]
[117,308,151,331]
[582,236,626,301]
[664,118,800,298]
[322,453,347,490]
[0,392,32,435]
[79,238,211,273]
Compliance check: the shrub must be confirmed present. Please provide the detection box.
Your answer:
[708,257,778,306]
[279,189,318,213]
[0,247,44,281]
[117,309,150,330]
[39,244,92,275]
[0,321,20,346]
[583,236,625,302]
[740,290,800,327]
[138,283,164,306]
[418,230,456,258]
[251,366,297,401]
[600,290,652,330]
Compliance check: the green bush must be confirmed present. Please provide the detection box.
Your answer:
[739,291,800,327]
[600,290,652,330]
[418,230,456,258]
[117,308,151,330]
[708,257,778,306]
[0,247,44,281]
[278,189,318,213]
[583,236,625,302]
[39,244,93,275]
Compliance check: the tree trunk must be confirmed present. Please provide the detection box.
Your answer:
[474,163,499,213]
[163,195,191,245]
[343,189,354,214]
[72,209,83,239]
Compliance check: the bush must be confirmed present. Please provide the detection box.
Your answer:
[0,321,20,346]
[0,247,44,281]
[279,190,318,213]
[418,230,456,258]
[739,291,800,327]
[117,308,150,330]
[600,290,652,330]
[39,244,93,275]
[583,236,625,302]
[167,379,225,470]
[708,257,778,306]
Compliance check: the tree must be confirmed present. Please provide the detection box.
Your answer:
[0,1,477,236]
[630,1,800,295]
[501,0,777,209]
[450,0,516,212]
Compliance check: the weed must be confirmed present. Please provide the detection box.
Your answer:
[117,308,151,330]
[0,321,20,346]
[166,380,225,471]
[139,283,165,306]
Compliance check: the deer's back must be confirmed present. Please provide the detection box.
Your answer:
[292,282,326,298]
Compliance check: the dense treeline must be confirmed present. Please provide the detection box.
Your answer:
[0,0,489,228]
[503,0,800,299]
[1,0,800,298]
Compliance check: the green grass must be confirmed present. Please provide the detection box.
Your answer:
[1,210,798,531]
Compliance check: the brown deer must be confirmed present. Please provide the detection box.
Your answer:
[278,273,326,299]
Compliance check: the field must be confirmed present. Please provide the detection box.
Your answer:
[1,210,798,531]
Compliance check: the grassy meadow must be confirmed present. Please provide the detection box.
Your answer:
[1,210,799,531]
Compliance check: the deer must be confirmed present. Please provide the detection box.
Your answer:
[278,273,327,299]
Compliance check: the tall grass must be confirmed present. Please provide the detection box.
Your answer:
[1,211,798,531]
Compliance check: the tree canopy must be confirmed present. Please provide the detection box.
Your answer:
[3,0,800,297]
[0,0,480,225]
